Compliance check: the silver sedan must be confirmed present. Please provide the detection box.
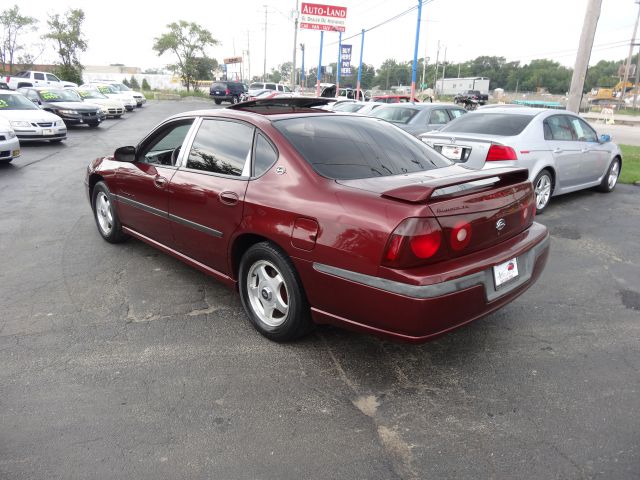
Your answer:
[419,107,622,213]
[370,103,467,136]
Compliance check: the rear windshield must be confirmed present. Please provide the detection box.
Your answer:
[440,113,534,136]
[372,106,419,124]
[211,82,227,90]
[273,116,450,180]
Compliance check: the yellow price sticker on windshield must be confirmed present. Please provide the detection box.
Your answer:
[0,99,8,108]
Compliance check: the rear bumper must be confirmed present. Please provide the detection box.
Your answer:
[298,222,550,343]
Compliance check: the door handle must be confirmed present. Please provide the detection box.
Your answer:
[553,148,563,154]
[581,148,594,153]
[154,175,168,188]
[219,191,239,205]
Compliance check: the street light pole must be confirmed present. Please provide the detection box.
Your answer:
[263,5,268,82]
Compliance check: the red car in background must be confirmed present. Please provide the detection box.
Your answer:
[86,98,549,343]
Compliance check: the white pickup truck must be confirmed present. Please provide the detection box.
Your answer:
[3,71,78,90]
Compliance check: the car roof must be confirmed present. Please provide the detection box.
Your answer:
[374,102,460,110]
[466,106,549,116]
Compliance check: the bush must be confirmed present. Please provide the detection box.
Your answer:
[122,78,131,87]
[130,75,140,89]
[141,78,151,90]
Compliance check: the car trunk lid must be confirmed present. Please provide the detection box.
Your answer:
[420,133,516,169]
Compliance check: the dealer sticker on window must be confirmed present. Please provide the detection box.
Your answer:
[493,257,519,288]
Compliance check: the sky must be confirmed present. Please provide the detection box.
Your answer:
[13,0,638,77]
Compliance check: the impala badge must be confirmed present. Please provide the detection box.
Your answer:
[496,218,506,231]
[275,166,286,175]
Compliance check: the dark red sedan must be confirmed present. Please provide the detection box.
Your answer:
[86,98,549,343]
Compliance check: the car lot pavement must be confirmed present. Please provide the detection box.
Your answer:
[0,100,638,479]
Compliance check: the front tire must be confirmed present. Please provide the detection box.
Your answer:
[92,182,129,243]
[596,158,620,192]
[533,169,553,214]
[231,96,239,104]
[239,242,313,342]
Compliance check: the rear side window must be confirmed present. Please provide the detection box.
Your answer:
[450,109,466,119]
[544,115,575,141]
[249,83,263,89]
[34,73,45,80]
[186,119,254,177]
[429,109,450,125]
[273,116,450,180]
[440,113,534,136]
[266,83,276,90]
[253,133,278,176]
[372,107,418,124]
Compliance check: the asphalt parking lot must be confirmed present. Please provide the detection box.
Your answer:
[1,100,639,479]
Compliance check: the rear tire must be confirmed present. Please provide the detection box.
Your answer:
[231,96,239,104]
[214,99,222,105]
[238,242,313,342]
[92,181,129,243]
[596,157,620,192]
[533,169,553,214]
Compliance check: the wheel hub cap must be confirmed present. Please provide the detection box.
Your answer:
[246,260,289,327]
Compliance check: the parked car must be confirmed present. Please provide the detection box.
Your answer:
[93,80,146,107]
[331,100,368,113]
[371,103,467,135]
[247,82,292,98]
[209,81,247,105]
[419,107,622,213]
[355,102,384,115]
[0,90,67,142]
[0,117,20,163]
[18,87,106,127]
[0,81,10,90]
[85,97,549,344]
[81,83,137,111]
[75,88,126,118]
[454,90,489,106]
[370,94,417,103]
[3,70,77,90]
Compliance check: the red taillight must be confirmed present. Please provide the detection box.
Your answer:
[486,145,518,161]
[410,231,441,258]
[382,218,444,268]
[225,88,231,95]
[450,221,472,251]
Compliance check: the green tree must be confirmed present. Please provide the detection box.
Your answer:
[153,20,219,91]
[141,78,151,90]
[129,75,140,89]
[0,5,37,73]
[193,56,218,81]
[122,77,130,87]
[43,8,87,85]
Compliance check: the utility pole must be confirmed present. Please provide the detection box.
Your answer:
[263,6,268,82]
[633,43,640,108]
[291,0,299,90]
[247,31,251,82]
[433,40,440,96]
[420,31,428,89]
[410,0,423,101]
[300,43,305,94]
[567,0,603,113]
[441,45,447,83]
[620,0,640,110]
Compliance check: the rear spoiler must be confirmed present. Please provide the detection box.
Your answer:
[381,168,529,203]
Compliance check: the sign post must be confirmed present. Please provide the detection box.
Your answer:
[356,30,364,101]
[410,0,423,102]
[336,32,342,98]
[316,31,324,97]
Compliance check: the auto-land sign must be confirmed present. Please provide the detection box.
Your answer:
[300,3,347,32]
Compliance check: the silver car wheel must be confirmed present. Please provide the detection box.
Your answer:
[95,191,113,235]
[247,260,289,327]
[535,174,552,210]
[608,160,620,190]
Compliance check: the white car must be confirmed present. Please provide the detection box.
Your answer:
[0,90,67,143]
[97,80,146,107]
[75,88,126,118]
[81,83,136,111]
[0,116,20,163]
